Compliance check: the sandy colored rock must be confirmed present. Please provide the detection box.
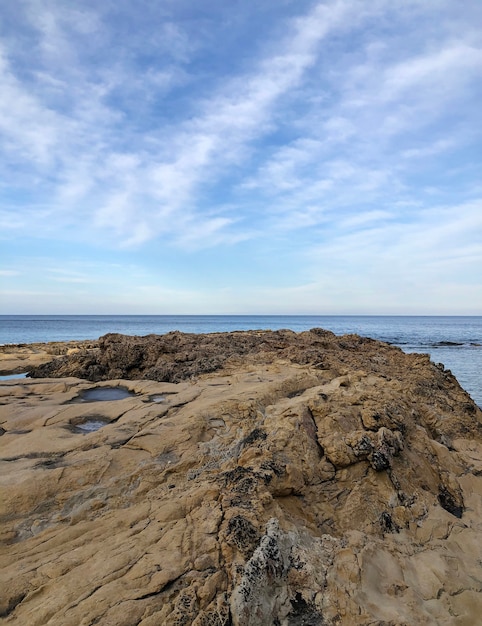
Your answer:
[0,340,97,375]
[1,330,482,625]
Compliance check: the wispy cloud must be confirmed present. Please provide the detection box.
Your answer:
[1,0,481,313]
[0,0,389,248]
[47,268,93,284]
[0,270,20,277]
[306,199,482,305]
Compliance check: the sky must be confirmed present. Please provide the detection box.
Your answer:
[0,0,481,315]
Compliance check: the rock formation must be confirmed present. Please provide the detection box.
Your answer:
[0,340,96,376]
[1,329,482,625]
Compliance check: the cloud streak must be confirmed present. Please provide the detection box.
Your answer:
[1,0,481,313]
[0,0,385,247]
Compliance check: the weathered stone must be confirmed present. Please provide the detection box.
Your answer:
[1,330,482,625]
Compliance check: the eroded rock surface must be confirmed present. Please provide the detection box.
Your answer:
[1,330,482,625]
[0,340,96,376]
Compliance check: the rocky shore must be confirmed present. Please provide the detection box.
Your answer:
[1,329,482,625]
[0,340,97,376]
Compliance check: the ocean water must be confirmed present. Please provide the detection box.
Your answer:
[1,315,481,407]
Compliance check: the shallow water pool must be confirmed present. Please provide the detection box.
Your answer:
[75,387,134,402]
[70,417,111,433]
[0,373,28,380]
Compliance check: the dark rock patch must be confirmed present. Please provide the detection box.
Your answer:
[438,486,464,518]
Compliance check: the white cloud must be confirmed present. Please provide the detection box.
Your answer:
[1,1,482,314]
[400,139,455,160]
[307,200,482,288]
[0,270,20,277]
[380,44,482,103]
[47,268,93,284]
[0,0,371,248]
[232,2,482,245]
[0,47,62,166]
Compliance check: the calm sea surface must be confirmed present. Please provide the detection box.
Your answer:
[1,315,481,407]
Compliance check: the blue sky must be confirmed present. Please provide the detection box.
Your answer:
[1,0,481,314]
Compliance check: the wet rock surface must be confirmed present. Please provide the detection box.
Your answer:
[1,330,482,625]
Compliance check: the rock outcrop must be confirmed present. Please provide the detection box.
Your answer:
[26,328,409,382]
[0,340,96,376]
[1,330,482,625]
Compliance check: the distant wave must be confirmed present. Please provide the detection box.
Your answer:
[385,340,482,352]
[431,341,481,347]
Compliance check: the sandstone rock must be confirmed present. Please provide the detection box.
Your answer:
[1,330,482,625]
[0,340,96,376]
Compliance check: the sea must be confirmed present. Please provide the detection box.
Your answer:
[1,315,481,408]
